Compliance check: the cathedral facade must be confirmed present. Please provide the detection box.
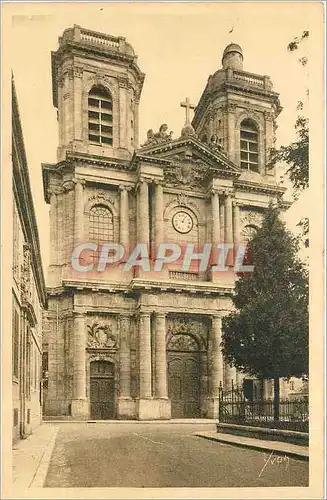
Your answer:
[42,25,286,420]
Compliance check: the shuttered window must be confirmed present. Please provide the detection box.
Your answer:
[88,86,113,146]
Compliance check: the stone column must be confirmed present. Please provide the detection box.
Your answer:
[154,313,167,398]
[211,316,224,396]
[138,312,152,399]
[207,315,224,419]
[137,179,150,246]
[71,312,88,419]
[119,82,128,150]
[154,182,164,254]
[227,105,236,162]
[73,67,83,141]
[119,185,130,258]
[233,201,240,266]
[117,315,134,419]
[49,192,58,266]
[211,191,221,246]
[224,192,234,266]
[233,202,240,246]
[74,179,85,245]
[119,316,131,398]
[134,100,140,148]
[211,190,220,271]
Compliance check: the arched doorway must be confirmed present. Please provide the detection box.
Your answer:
[167,334,201,418]
[90,360,115,419]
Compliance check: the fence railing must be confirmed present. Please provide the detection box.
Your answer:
[218,386,309,432]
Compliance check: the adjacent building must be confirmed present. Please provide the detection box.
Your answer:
[42,26,289,421]
[12,77,47,440]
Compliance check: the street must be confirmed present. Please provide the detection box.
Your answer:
[44,423,308,488]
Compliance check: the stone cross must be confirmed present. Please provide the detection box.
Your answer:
[180,97,195,124]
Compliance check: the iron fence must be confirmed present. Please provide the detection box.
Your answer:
[218,385,309,432]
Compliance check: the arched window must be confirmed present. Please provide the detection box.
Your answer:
[240,119,259,172]
[241,224,258,243]
[88,86,113,145]
[89,205,114,244]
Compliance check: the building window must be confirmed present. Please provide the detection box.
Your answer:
[12,306,19,378]
[88,86,113,146]
[89,205,114,261]
[289,380,295,391]
[240,119,259,172]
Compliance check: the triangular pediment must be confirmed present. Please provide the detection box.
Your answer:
[134,135,241,189]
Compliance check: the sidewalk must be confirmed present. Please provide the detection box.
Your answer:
[195,431,309,460]
[12,423,59,491]
[44,418,217,424]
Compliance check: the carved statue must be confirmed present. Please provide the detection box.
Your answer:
[208,134,226,155]
[141,124,173,147]
[87,323,117,349]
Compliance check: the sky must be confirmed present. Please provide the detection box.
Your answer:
[7,2,319,276]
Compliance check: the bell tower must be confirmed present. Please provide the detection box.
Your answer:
[51,25,145,161]
[192,43,282,178]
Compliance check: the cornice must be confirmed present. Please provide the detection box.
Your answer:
[129,279,235,296]
[136,135,241,176]
[52,41,145,108]
[235,179,287,195]
[48,279,235,297]
[133,153,172,167]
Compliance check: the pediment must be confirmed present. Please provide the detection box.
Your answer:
[135,135,241,189]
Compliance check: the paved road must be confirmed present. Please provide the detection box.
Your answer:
[45,423,308,488]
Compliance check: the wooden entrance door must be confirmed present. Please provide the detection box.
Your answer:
[90,361,115,419]
[167,343,201,418]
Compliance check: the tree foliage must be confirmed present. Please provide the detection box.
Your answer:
[268,30,309,198]
[221,204,309,380]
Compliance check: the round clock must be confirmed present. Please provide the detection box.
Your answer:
[172,211,193,234]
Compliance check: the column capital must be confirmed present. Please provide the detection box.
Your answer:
[73,310,86,319]
[153,178,164,186]
[137,175,153,186]
[49,185,63,196]
[139,311,151,318]
[211,313,223,321]
[119,314,131,324]
[154,311,166,319]
[232,200,242,208]
[61,180,75,192]
[73,178,86,187]
[222,189,235,198]
[206,187,219,198]
[118,183,133,192]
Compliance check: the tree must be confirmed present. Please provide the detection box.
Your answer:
[268,30,309,196]
[268,31,309,247]
[221,204,309,420]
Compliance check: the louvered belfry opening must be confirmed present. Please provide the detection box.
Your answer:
[240,119,259,172]
[88,86,113,146]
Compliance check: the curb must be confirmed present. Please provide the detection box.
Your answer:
[195,432,309,461]
[29,426,59,488]
[43,419,217,424]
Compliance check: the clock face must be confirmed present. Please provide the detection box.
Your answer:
[172,211,193,234]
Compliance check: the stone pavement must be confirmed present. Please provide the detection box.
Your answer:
[195,431,309,459]
[9,421,309,492]
[11,423,59,493]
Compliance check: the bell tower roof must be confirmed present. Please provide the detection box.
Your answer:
[222,42,244,70]
[222,43,243,58]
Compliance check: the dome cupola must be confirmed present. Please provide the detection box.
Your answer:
[222,43,243,70]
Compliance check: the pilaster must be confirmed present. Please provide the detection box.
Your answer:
[71,311,88,419]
